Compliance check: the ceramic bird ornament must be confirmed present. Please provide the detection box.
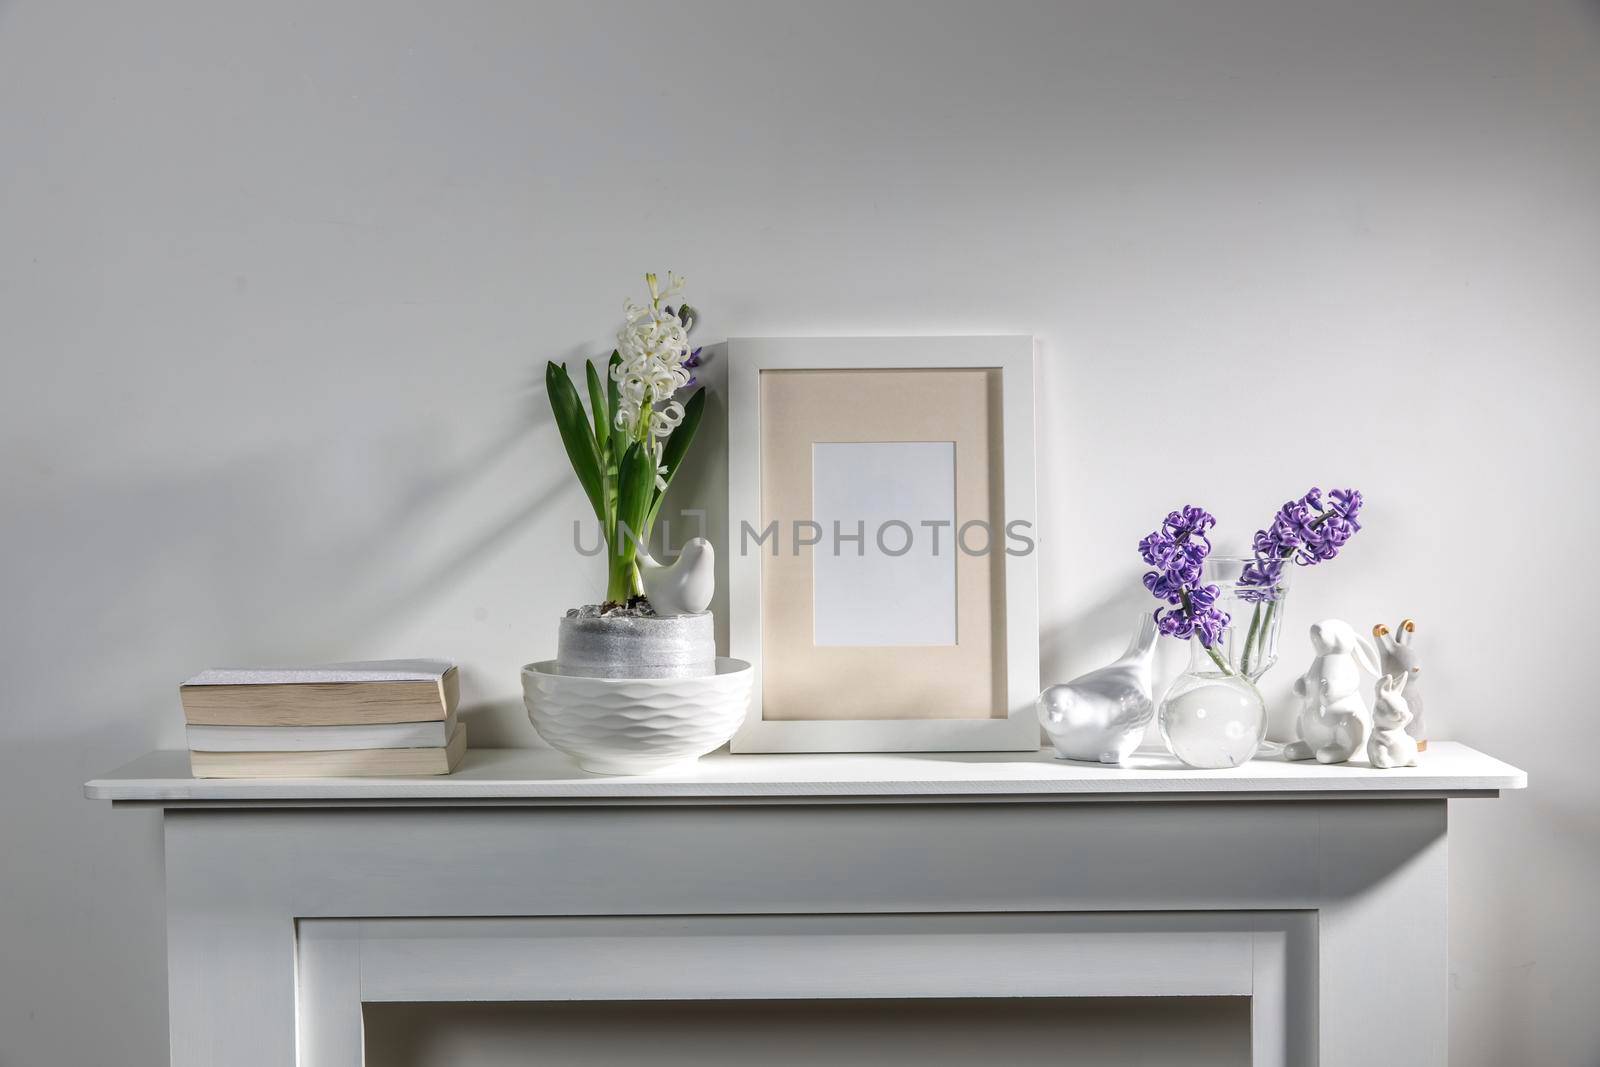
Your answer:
[637,537,715,617]
[1037,614,1158,765]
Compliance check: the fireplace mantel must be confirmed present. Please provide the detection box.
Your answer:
[89,741,1520,805]
[88,743,1523,1066]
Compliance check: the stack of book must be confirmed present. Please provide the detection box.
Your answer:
[180,660,465,778]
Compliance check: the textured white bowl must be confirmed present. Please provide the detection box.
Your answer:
[521,658,752,775]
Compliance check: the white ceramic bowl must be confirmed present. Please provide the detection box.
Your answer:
[521,658,752,775]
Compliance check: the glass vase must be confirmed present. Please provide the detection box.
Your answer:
[1158,637,1268,769]
[1202,555,1292,683]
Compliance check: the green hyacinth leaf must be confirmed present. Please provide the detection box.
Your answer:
[615,440,654,554]
[585,359,609,460]
[545,361,606,525]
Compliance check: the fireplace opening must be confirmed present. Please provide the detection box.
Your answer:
[364,996,1250,1067]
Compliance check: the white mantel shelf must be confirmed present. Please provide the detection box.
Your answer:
[85,741,1524,807]
[94,741,1525,1066]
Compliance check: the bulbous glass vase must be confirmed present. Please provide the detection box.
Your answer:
[1158,637,1268,769]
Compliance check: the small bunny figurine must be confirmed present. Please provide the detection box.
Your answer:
[1284,619,1382,764]
[1373,619,1425,751]
[1368,672,1419,769]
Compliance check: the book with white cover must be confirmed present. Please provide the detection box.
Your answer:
[186,717,454,752]
[179,660,458,726]
[182,659,455,686]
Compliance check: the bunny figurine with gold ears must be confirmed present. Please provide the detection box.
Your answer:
[1373,619,1425,751]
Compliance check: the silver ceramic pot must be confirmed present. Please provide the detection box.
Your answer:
[555,612,715,679]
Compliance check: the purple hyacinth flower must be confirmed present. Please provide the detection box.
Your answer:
[1241,557,1283,584]
[1138,530,1176,568]
[1155,607,1196,640]
[1139,504,1228,646]
[1188,582,1222,612]
[1193,604,1231,648]
[1143,569,1186,605]
[1239,485,1365,600]
[1237,555,1285,603]
[1163,506,1216,544]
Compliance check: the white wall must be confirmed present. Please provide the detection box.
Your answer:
[2,1,1597,1063]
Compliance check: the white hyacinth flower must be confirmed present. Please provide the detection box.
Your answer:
[649,400,685,439]
[612,272,694,443]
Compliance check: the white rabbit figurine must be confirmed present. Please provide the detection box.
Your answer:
[1283,619,1382,764]
[1368,672,1419,769]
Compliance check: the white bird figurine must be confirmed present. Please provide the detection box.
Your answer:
[1037,613,1158,765]
[637,537,715,617]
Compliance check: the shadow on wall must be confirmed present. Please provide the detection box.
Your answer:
[3,381,575,755]
[1039,584,1153,686]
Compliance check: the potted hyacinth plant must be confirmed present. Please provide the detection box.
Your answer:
[541,271,721,681]
[524,273,752,777]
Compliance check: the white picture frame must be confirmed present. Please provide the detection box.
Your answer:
[727,336,1039,753]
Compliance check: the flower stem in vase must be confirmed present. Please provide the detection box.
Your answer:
[1257,598,1279,671]
[1240,604,1263,676]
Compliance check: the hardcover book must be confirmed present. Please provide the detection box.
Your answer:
[188,722,467,778]
[179,660,458,727]
[185,717,455,752]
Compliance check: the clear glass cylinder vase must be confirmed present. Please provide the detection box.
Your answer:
[1202,555,1293,683]
[1158,637,1268,769]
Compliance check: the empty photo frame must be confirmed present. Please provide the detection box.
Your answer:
[727,337,1039,753]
